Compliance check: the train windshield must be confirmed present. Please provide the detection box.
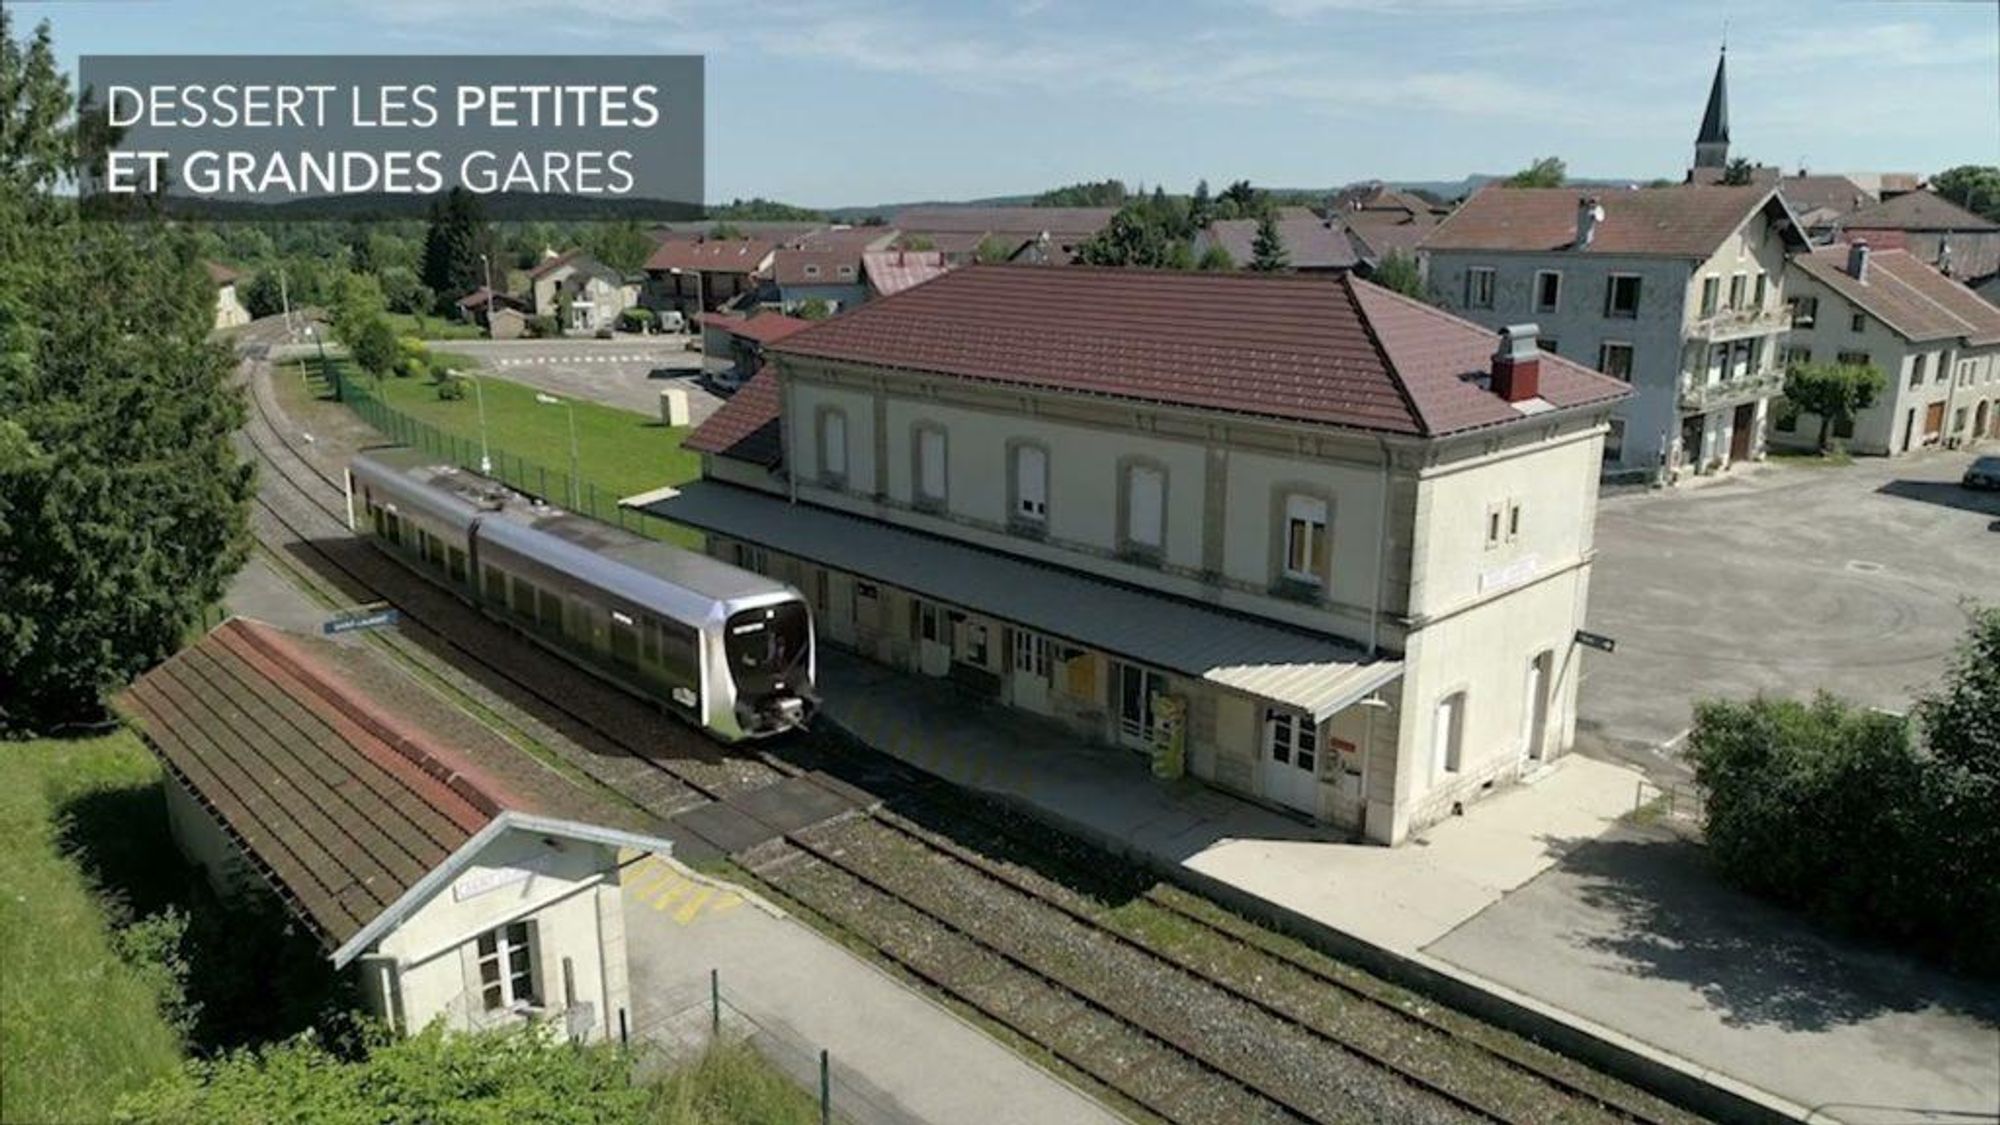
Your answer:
[723,602,811,694]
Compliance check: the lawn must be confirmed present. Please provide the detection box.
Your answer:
[383,311,485,341]
[0,732,186,1124]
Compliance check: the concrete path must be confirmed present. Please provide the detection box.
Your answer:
[819,648,2000,1125]
[620,852,1124,1125]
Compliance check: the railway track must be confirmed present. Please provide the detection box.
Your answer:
[235,346,1707,1125]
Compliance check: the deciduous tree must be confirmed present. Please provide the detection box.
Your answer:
[1930,165,2000,224]
[1504,156,1566,188]
[1783,361,1885,452]
[1371,251,1426,300]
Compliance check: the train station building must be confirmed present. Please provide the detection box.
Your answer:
[117,618,674,1041]
[650,266,1629,845]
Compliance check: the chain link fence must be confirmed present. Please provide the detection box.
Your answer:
[338,372,697,547]
[629,970,927,1125]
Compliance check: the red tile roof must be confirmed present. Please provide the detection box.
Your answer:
[1198,215,1361,270]
[1344,209,1441,260]
[769,265,1628,437]
[645,238,778,274]
[204,260,243,287]
[1838,190,1998,232]
[1421,184,1788,257]
[863,249,953,296]
[684,365,783,466]
[703,312,813,345]
[1794,247,2000,346]
[772,248,863,288]
[891,206,1117,237]
[117,619,507,946]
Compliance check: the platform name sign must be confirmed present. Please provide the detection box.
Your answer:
[324,607,401,636]
[76,55,703,222]
[1575,630,1617,654]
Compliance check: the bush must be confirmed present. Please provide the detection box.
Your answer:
[526,314,560,339]
[618,307,655,332]
[1691,612,2000,973]
[393,336,433,381]
[434,373,467,401]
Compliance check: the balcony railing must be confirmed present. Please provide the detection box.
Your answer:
[1679,368,1786,413]
[1686,305,1791,341]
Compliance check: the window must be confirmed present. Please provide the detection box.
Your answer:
[1604,274,1641,318]
[1837,350,1870,369]
[1727,272,1746,310]
[1123,463,1165,555]
[1507,501,1523,542]
[803,263,820,277]
[1953,407,1968,433]
[1012,444,1048,524]
[477,921,537,1011]
[1534,270,1561,313]
[1597,342,1634,382]
[1282,494,1328,583]
[1432,692,1465,777]
[1934,355,1949,385]
[1465,267,1495,309]
[1603,418,1627,463]
[484,565,506,603]
[914,426,947,508]
[1266,710,1317,774]
[837,265,855,278]
[1013,630,1052,679]
[1699,276,1719,317]
[1910,354,1929,389]
[1851,311,1867,333]
[1731,340,1752,380]
[1784,346,1812,369]
[1707,343,1728,383]
[733,542,768,573]
[817,409,847,487]
[1485,503,1504,548]
[1790,295,1818,327]
[965,623,990,666]
[1752,272,1767,309]
[1536,338,1559,355]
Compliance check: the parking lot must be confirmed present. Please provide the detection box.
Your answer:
[440,338,725,426]
[1580,445,2000,755]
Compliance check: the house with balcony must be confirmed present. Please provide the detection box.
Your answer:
[646,266,1629,846]
[1420,184,1809,478]
[1778,242,2000,454]
[643,237,779,317]
[528,251,639,334]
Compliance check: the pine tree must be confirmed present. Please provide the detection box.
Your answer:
[0,14,253,730]
[1189,179,1213,229]
[420,186,492,311]
[1248,213,1289,272]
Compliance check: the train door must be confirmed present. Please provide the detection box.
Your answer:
[1114,662,1166,751]
[1261,709,1320,815]
[1009,629,1053,716]
[914,599,950,677]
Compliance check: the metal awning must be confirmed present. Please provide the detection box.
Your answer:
[643,482,1402,719]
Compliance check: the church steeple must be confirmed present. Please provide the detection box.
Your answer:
[1694,45,1730,171]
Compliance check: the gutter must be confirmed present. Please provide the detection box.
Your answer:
[1370,435,1391,657]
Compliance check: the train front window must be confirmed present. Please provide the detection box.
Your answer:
[724,603,810,692]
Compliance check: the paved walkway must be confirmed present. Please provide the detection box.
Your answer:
[819,649,2000,1125]
[621,852,1123,1125]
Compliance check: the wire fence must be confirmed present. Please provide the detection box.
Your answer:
[629,970,928,1125]
[336,368,697,547]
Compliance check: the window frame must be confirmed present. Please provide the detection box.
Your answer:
[1597,341,1634,382]
[1119,458,1168,561]
[1533,270,1562,314]
[1433,691,1466,778]
[1465,266,1496,310]
[816,406,848,490]
[476,920,538,1013]
[1009,440,1050,531]
[1281,493,1330,585]
[912,423,949,512]
[1698,275,1719,318]
[1604,273,1642,319]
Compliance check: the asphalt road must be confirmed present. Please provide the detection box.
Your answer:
[1580,446,2000,755]
[436,337,722,425]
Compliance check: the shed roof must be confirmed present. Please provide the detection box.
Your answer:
[1420,184,1795,258]
[765,265,1628,437]
[644,482,1402,720]
[1794,247,2000,346]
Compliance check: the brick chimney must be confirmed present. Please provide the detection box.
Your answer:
[1492,324,1542,403]
[1847,239,1871,283]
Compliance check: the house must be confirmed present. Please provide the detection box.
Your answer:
[891,206,1118,265]
[1420,183,1810,478]
[1778,242,2000,453]
[117,619,670,1041]
[700,311,812,390]
[1778,173,1878,234]
[528,251,639,334]
[771,250,868,313]
[1333,184,1448,265]
[1193,211,1363,273]
[455,287,531,338]
[652,266,1630,846]
[862,249,953,298]
[206,261,251,331]
[1834,190,2000,295]
[643,238,779,317]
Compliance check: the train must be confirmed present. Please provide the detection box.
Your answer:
[345,447,816,742]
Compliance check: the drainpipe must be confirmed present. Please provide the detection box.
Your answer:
[1369,436,1391,658]
[786,373,800,506]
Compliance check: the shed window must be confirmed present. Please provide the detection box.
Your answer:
[1125,464,1165,552]
[477,921,537,1011]
[1283,494,1328,583]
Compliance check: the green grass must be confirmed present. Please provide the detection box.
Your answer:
[648,1041,827,1125]
[0,732,186,1124]
[384,311,485,340]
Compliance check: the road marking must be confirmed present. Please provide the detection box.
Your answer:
[673,886,715,923]
[651,879,694,911]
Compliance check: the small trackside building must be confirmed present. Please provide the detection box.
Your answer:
[650,265,1630,845]
[1778,243,2000,454]
[117,618,673,1041]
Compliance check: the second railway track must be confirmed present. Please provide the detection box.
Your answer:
[236,346,1710,1125]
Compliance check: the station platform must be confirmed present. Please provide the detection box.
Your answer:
[818,648,2000,1125]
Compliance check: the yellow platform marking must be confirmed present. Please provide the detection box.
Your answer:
[627,860,680,899]
[650,878,694,912]
[673,886,715,924]
[707,894,742,917]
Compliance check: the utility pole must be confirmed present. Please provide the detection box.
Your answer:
[278,266,294,340]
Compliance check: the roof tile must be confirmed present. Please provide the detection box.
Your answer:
[1421,184,1784,257]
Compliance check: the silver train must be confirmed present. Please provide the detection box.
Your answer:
[345,447,815,742]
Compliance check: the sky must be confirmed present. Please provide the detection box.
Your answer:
[24,0,2000,207]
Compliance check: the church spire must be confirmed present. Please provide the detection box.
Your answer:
[1694,45,1730,170]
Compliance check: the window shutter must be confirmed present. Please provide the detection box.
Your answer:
[822,412,846,477]
[1016,446,1047,517]
[919,429,946,500]
[1127,466,1164,547]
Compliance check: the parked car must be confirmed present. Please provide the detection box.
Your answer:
[1964,455,2000,491]
[657,310,687,333]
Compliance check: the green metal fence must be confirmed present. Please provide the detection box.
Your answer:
[340,376,699,548]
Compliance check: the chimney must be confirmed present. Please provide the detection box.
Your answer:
[1575,196,1604,249]
[1492,324,1542,404]
[1847,240,1870,283]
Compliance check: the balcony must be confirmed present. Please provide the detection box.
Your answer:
[1685,305,1791,343]
[1680,368,1786,413]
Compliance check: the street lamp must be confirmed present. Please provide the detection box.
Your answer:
[305,324,337,402]
[465,369,492,476]
[536,392,580,509]
[479,252,495,339]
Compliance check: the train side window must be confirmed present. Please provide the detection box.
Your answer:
[609,611,638,668]
[447,547,468,584]
[536,589,563,632]
[658,620,698,688]
[484,566,506,602]
[511,575,536,617]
